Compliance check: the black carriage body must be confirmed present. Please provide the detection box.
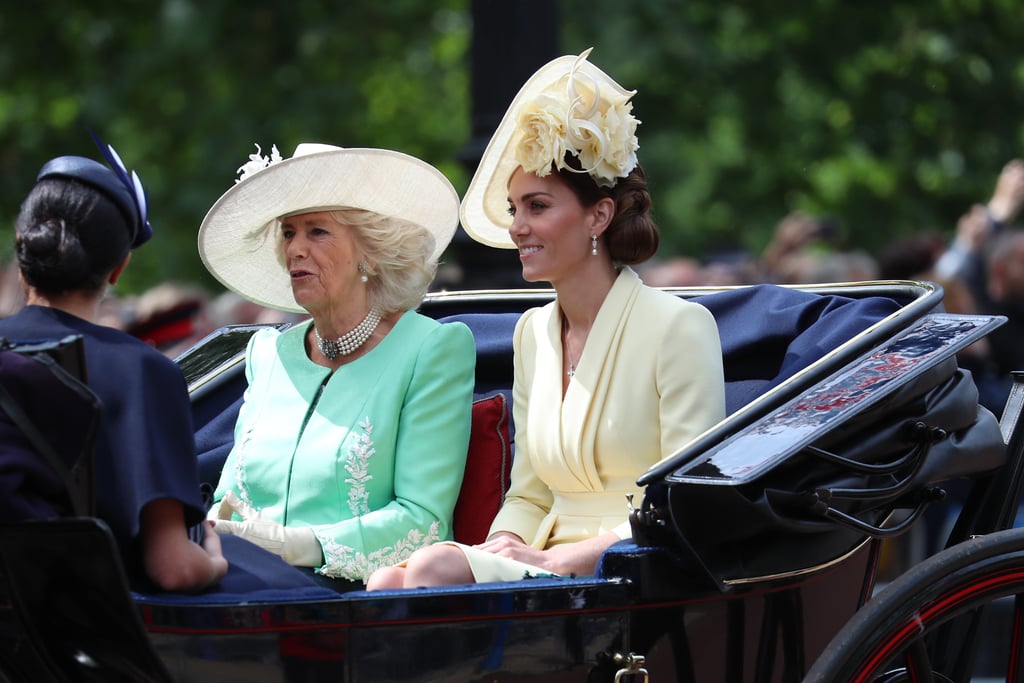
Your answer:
[134,547,874,682]
[0,280,1010,682]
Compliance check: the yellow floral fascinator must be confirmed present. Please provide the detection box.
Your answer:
[460,48,640,249]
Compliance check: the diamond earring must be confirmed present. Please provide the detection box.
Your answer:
[591,234,598,256]
[358,262,369,283]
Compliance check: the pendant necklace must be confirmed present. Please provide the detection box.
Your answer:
[314,305,382,360]
[562,315,578,378]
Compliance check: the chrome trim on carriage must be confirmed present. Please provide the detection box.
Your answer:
[722,535,873,586]
[423,279,942,309]
[177,322,294,399]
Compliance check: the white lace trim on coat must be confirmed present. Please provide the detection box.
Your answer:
[233,429,255,508]
[316,521,442,582]
[345,418,375,516]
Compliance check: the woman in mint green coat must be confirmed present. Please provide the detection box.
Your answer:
[197,143,475,583]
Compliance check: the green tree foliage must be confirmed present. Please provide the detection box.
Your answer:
[2,1,1023,294]
[562,0,1024,261]
[0,1,469,293]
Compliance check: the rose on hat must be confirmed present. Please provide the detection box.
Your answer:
[198,143,460,313]
[460,48,641,250]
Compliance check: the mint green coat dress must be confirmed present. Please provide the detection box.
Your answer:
[212,311,475,581]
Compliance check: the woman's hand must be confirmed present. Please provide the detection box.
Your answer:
[214,490,258,521]
[200,521,229,583]
[475,530,622,576]
[474,532,549,567]
[141,499,228,592]
[212,491,322,566]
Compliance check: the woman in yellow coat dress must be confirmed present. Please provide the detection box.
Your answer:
[366,49,725,588]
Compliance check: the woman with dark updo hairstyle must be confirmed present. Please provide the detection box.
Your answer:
[0,137,324,595]
[368,50,725,589]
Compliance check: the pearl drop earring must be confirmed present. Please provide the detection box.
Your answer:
[358,262,369,283]
[591,234,598,256]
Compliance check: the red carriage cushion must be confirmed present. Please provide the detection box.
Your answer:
[452,392,512,545]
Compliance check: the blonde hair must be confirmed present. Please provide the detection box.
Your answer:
[267,207,437,315]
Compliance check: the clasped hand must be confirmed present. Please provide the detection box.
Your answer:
[475,530,623,577]
[213,491,323,567]
[474,532,559,573]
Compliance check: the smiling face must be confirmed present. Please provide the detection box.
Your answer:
[506,168,609,285]
[279,210,365,318]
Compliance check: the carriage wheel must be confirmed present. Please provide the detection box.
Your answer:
[803,526,1024,683]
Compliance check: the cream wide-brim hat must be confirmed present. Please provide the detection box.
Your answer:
[459,49,637,250]
[198,143,459,312]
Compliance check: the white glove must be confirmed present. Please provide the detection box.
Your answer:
[215,490,257,521]
[212,491,323,567]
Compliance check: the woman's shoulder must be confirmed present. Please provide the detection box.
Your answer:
[638,283,715,318]
[515,301,552,330]
[398,311,475,350]
[510,303,552,355]
[394,310,454,332]
[244,322,300,367]
[81,326,187,392]
[246,323,285,351]
[629,285,719,345]
[377,313,474,383]
[0,306,159,352]
[72,318,180,365]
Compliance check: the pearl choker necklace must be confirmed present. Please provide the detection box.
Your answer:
[314,306,382,359]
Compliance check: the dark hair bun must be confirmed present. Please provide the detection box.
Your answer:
[605,166,659,265]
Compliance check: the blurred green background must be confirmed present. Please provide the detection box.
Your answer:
[1,0,1022,295]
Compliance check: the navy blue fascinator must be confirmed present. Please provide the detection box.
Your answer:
[34,131,153,248]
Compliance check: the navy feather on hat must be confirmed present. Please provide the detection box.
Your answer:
[34,134,152,248]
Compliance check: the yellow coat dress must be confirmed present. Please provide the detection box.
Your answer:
[460,267,726,581]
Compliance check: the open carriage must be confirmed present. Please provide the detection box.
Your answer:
[1,279,1023,682]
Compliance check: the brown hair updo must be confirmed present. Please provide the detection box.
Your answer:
[554,156,659,265]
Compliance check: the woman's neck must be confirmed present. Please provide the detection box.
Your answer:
[307,308,399,371]
[554,261,619,330]
[25,289,102,323]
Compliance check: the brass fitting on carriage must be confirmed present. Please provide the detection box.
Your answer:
[613,652,649,682]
